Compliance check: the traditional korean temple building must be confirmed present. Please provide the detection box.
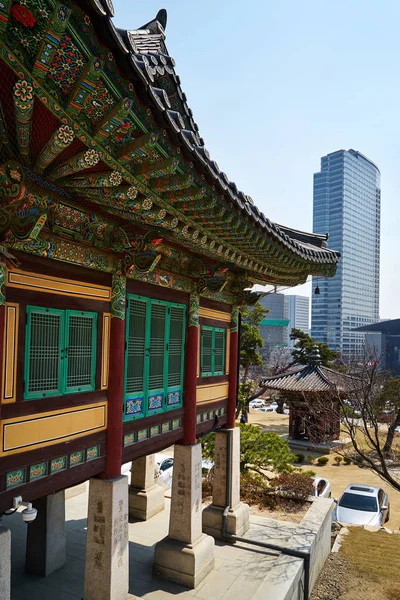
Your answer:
[262,364,353,442]
[0,1,339,597]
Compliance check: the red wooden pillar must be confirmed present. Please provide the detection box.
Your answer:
[182,293,199,445]
[0,263,6,422]
[227,306,239,429]
[104,273,126,480]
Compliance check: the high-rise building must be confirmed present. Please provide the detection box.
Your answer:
[259,293,289,350]
[311,149,381,360]
[287,295,309,348]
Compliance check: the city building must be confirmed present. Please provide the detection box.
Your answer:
[287,295,310,347]
[0,4,339,598]
[259,294,289,350]
[356,320,400,375]
[311,149,381,361]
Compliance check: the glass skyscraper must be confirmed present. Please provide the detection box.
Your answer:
[311,149,381,361]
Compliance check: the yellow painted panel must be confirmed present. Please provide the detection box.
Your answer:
[225,329,231,376]
[199,307,231,322]
[101,313,111,389]
[196,381,229,403]
[1,402,107,455]
[2,303,19,403]
[7,269,111,301]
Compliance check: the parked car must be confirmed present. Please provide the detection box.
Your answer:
[333,484,390,525]
[249,399,265,409]
[155,454,174,488]
[270,401,278,409]
[258,406,274,412]
[312,476,331,498]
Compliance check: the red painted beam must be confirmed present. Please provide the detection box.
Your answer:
[0,303,4,421]
[227,329,239,429]
[104,316,124,479]
[182,322,198,445]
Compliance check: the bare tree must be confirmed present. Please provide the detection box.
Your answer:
[305,353,400,492]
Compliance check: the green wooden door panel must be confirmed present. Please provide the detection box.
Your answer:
[166,304,186,410]
[213,328,225,376]
[147,300,167,415]
[124,296,147,419]
[24,306,64,399]
[201,326,213,376]
[64,310,97,393]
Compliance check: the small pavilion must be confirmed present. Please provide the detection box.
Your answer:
[262,363,355,442]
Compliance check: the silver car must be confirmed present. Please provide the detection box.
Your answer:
[333,484,390,526]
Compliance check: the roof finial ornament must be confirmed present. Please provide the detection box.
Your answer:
[156,9,167,31]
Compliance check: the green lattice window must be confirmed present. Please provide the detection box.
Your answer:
[200,326,226,377]
[24,307,97,400]
[124,295,186,421]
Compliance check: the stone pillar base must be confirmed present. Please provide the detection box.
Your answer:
[26,490,66,576]
[203,501,250,540]
[154,533,214,589]
[129,483,165,521]
[0,527,11,600]
[84,476,129,600]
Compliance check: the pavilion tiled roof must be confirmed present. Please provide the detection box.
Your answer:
[84,1,340,271]
[262,365,355,394]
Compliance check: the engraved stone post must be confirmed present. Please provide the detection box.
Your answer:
[202,427,250,539]
[154,443,215,588]
[0,526,11,600]
[84,476,129,600]
[129,454,165,520]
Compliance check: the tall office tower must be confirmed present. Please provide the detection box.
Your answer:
[259,293,289,350]
[287,295,310,348]
[311,149,381,361]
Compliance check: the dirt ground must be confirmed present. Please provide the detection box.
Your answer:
[248,410,400,529]
[311,529,400,600]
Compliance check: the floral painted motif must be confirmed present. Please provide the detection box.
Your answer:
[192,230,199,240]
[231,306,239,333]
[162,422,171,433]
[11,4,35,27]
[138,429,148,441]
[57,4,68,22]
[86,446,99,461]
[124,433,135,446]
[127,186,138,199]
[170,218,178,229]
[182,225,190,238]
[47,34,85,95]
[109,171,122,186]
[150,425,161,437]
[172,419,181,430]
[188,293,199,328]
[57,124,74,144]
[69,451,84,467]
[167,391,180,406]
[14,79,33,102]
[126,398,142,415]
[84,148,100,166]
[158,209,166,220]
[111,272,126,320]
[142,198,153,210]
[6,469,25,489]
[50,456,67,474]
[148,394,163,410]
[30,463,47,481]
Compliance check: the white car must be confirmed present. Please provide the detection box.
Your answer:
[270,401,278,409]
[249,400,265,409]
[333,484,390,525]
[312,476,331,498]
[155,454,174,488]
[258,406,274,412]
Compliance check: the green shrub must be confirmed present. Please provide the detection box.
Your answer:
[302,469,316,477]
[295,454,305,463]
[334,456,342,466]
[317,456,329,466]
[308,455,315,465]
[343,456,352,465]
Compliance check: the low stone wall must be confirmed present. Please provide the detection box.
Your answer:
[252,497,334,600]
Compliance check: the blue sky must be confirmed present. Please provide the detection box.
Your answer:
[113,0,400,318]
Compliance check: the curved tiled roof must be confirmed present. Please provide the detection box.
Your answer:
[262,365,355,394]
[82,0,340,269]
